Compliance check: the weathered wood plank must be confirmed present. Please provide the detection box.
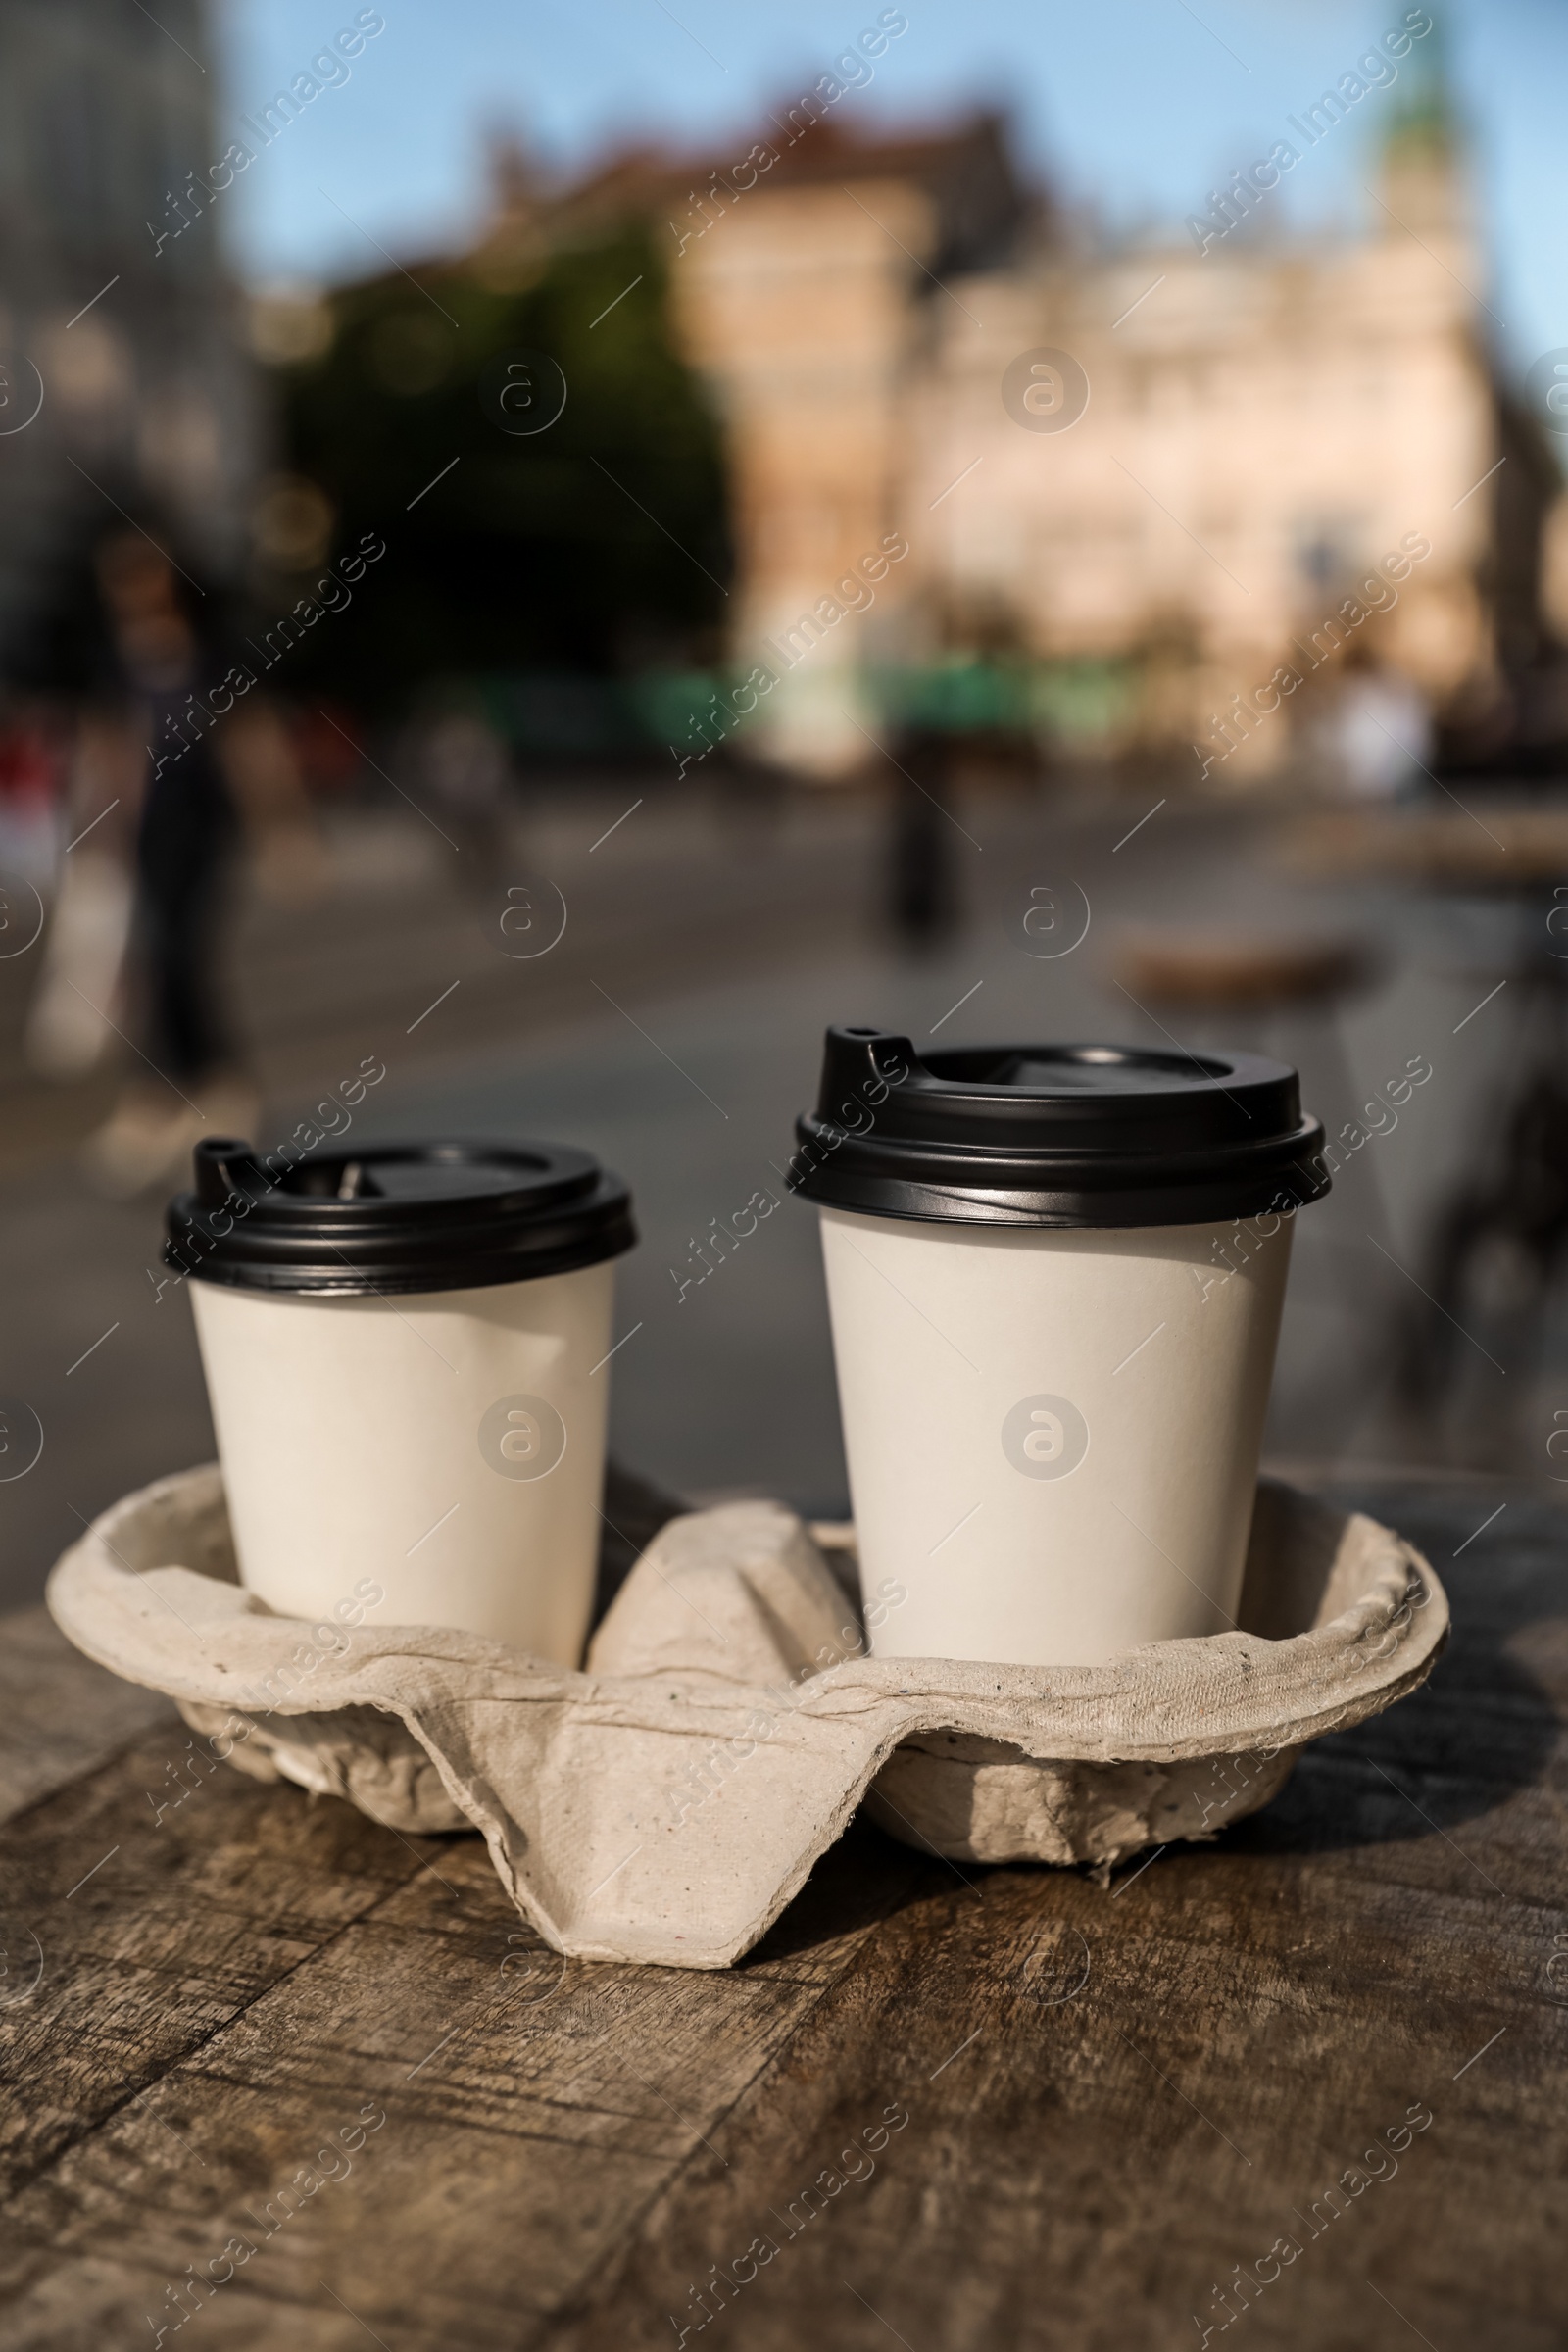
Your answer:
[552,1817,1568,2349]
[0,1779,920,2350]
[0,1726,427,2208]
[0,1606,174,1826]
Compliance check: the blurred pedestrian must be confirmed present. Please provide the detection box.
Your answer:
[886,728,960,952]
[415,699,514,891]
[1324,645,1433,802]
[0,698,65,895]
[25,526,319,1195]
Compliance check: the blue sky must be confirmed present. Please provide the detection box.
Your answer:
[213,0,1566,386]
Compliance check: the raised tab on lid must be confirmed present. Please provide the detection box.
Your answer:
[792,1025,1329,1229]
[168,1136,636,1295]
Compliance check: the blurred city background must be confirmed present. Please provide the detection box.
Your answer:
[1,0,1567,1607]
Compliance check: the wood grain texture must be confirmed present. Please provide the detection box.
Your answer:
[0,1606,174,1827]
[0,1482,1563,2352]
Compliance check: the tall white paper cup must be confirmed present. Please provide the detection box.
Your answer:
[792,1028,1329,1668]
[190,1262,614,1664]
[819,1207,1293,1665]
[167,1137,635,1666]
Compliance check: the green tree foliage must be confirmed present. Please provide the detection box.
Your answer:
[274,225,729,704]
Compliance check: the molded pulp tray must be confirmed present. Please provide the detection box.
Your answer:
[46,1467,1446,1970]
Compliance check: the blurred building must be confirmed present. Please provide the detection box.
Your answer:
[0,0,256,669]
[562,82,1556,779]
[564,114,1029,774]
[895,109,1544,782]
[649,116,1027,776]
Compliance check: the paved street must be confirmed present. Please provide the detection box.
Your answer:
[0,773,1552,1610]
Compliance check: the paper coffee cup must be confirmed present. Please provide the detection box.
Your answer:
[167,1138,636,1665]
[792,1029,1329,1667]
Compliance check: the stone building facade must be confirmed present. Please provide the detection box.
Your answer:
[625,99,1549,777]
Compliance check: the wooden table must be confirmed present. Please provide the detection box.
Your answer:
[2,1477,1565,2352]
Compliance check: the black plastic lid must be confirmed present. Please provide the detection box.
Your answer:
[166,1138,636,1295]
[791,1028,1330,1228]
